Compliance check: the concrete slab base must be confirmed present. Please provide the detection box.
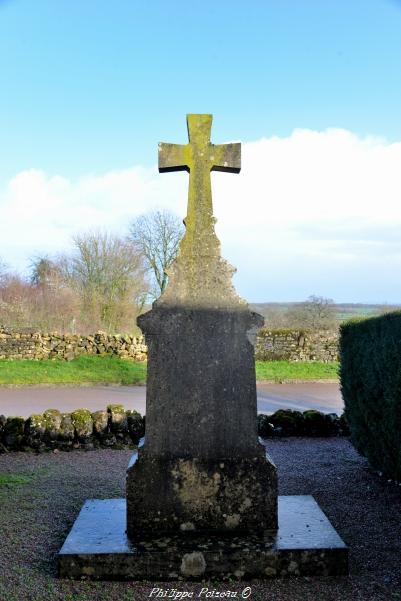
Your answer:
[58,496,348,580]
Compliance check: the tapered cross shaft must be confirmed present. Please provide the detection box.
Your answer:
[158,114,240,253]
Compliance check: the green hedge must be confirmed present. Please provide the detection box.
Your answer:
[340,312,401,480]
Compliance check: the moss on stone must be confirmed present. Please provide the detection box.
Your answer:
[71,409,93,441]
[126,410,145,443]
[25,414,46,437]
[3,417,25,449]
[303,410,330,436]
[270,409,304,436]
[71,408,92,426]
[59,413,75,442]
[5,416,25,435]
[92,410,109,436]
[43,408,62,427]
[107,404,128,436]
[107,404,125,414]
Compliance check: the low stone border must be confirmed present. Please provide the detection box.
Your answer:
[0,406,348,453]
[0,404,145,452]
[258,409,349,438]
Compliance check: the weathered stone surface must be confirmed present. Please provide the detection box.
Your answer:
[127,114,277,536]
[107,404,127,435]
[91,410,109,438]
[25,414,46,449]
[303,409,336,436]
[43,409,62,442]
[140,308,263,458]
[269,409,304,436]
[126,410,144,445]
[0,414,6,436]
[0,327,147,361]
[59,497,348,580]
[258,409,343,438]
[0,415,6,452]
[127,451,277,536]
[107,404,129,446]
[258,414,275,438]
[59,413,75,444]
[0,324,339,363]
[71,409,93,443]
[3,416,25,449]
[255,328,339,362]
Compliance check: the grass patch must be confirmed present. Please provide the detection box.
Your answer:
[0,355,339,386]
[0,355,147,386]
[0,473,33,488]
[255,360,339,382]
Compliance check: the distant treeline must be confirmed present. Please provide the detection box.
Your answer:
[251,298,400,331]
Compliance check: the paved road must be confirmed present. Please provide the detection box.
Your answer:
[257,382,342,414]
[0,382,343,418]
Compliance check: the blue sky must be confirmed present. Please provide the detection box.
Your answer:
[1,0,401,303]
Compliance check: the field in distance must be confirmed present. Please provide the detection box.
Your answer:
[250,302,401,325]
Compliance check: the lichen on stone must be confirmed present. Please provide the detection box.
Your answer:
[180,551,206,577]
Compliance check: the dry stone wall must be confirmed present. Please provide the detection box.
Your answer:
[0,404,145,452]
[255,329,339,362]
[0,327,147,361]
[0,326,339,362]
[0,406,347,453]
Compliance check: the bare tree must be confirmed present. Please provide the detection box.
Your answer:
[0,273,27,329]
[129,210,184,298]
[0,259,8,286]
[29,256,57,287]
[27,255,80,332]
[62,230,149,333]
[286,295,337,330]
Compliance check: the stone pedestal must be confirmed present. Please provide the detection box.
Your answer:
[58,496,348,580]
[127,449,277,536]
[126,305,278,537]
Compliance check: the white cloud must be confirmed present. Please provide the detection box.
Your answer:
[1,128,401,302]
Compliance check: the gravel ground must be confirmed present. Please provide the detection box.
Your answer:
[0,438,400,601]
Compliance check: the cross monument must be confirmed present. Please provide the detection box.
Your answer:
[126,114,278,534]
[59,114,348,581]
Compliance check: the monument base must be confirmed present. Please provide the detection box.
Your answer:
[126,449,278,536]
[58,496,348,580]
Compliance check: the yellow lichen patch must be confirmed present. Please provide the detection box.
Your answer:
[157,114,243,307]
[224,513,241,529]
[172,460,220,513]
[180,551,206,577]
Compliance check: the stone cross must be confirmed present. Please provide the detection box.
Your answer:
[126,114,277,537]
[158,114,240,254]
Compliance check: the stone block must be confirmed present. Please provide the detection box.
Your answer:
[71,409,93,443]
[92,410,109,439]
[107,404,128,440]
[127,449,277,536]
[126,410,144,444]
[25,414,46,449]
[3,416,25,449]
[269,409,304,436]
[43,409,62,442]
[58,496,348,580]
[59,413,75,445]
[0,414,6,436]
